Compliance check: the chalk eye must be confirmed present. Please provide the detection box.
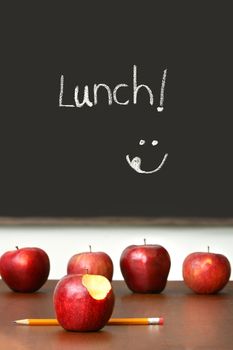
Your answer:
[139,139,145,146]
[152,140,158,146]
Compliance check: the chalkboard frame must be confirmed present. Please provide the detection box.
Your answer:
[1,3,233,226]
[0,217,233,226]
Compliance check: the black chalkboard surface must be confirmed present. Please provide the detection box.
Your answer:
[1,2,232,224]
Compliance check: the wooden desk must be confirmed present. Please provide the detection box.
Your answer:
[0,280,232,350]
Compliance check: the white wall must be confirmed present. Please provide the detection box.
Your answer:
[0,226,232,280]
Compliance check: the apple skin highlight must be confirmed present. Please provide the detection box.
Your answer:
[53,274,115,332]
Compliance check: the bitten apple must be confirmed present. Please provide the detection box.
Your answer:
[182,247,231,294]
[53,273,115,331]
[120,240,171,293]
[67,246,113,281]
[0,247,50,292]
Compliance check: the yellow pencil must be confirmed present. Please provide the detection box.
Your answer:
[14,317,164,326]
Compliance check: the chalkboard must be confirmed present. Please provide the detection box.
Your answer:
[1,2,233,224]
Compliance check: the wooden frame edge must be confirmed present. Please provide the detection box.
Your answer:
[0,217,233,226]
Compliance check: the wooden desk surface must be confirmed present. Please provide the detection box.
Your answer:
[0,280,232,350]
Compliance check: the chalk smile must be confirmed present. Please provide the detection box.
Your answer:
[126,153,168,174]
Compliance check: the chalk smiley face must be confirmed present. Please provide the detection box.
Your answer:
[126,139,168,174]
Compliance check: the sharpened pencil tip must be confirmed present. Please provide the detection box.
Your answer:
[14,319,28,325]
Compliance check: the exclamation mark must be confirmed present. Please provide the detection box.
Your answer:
[157,68,167,112]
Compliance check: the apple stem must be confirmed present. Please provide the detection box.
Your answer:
[89,245,92,252]
[207,246,210,253]
[144,238,147,245]
[15,246,19,250]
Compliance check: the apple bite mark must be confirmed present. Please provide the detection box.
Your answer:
[53,274,115,331]
[82,274,112,300]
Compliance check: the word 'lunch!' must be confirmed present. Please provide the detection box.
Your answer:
[59,65,167,111]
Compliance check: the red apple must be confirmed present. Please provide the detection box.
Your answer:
[67,246,113,281]
[0,246,50,292]
[53,273,115,331]
[182,247,231,294]
[120,240,171,293]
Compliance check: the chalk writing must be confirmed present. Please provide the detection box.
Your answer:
[59,66,168,111]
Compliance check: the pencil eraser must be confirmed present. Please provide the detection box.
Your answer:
[159,317,164,325]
